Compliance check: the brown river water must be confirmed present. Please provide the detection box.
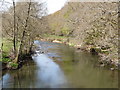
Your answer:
[1,40,118,88]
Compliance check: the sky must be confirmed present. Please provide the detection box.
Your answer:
[46,0,68,14]
[0,0,68,14]
[1,0,117,14]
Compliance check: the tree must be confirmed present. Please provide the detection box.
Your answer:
[2,0,48,66]
[13,0,16,54]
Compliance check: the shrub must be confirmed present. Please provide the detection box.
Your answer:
[61,26,70,36]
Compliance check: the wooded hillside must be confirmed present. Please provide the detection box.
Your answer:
[45,2,118,67]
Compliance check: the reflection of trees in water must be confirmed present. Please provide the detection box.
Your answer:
[12,61,36,88]
[60,45,73,60]
[110,71,118,87]
[58,45,79,63]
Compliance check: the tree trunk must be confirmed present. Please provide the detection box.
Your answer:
[13,0,16,54]
[14,1,31,63]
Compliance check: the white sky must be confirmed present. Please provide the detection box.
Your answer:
[1,0,117,14]
[0,0,68,14]
[46,0,68,14]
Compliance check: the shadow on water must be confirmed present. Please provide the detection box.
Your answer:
[1,40,118,88]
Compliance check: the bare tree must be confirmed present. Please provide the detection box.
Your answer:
[15,1,32,63]
[2,0,48,65]
[13,0,16,54]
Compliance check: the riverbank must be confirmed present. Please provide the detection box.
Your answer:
[2,36,118,70]
[38,35,118,70]
[2,40,118,88]
[1,38,33,70]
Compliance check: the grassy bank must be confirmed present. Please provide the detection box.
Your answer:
[1,38,32,70]
[1,38,18,69]
[1,37,37,70]
[1,38,13,62]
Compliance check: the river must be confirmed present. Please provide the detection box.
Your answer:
[1,40,118,88]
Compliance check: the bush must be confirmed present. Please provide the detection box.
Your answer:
[1,58,11,63]
[61,26,70,36]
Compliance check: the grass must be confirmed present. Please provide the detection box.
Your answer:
[2,38,20,63]
[2,38,20,54]
[1,38,13,63]
[0,58,11,63]
[2,38,13,54]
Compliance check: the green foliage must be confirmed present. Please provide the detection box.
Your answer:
[50,23,59,32]
[1,58,11,63]
[10,62,18,68]
[85,38,94,45]
[2,52,8,58]
[85,25,104,45]
[1,52,11,63]
[61,26,70,36]
[63,8,73,19]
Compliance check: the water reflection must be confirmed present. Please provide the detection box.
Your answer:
[1,40,118,88]
[2,61,37,88]
[32,54,67,88]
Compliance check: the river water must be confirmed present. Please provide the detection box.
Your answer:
[1,40,118,88]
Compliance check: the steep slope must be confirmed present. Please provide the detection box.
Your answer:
[45,2,118,68]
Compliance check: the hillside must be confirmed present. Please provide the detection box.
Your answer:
[45,2,119,68]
